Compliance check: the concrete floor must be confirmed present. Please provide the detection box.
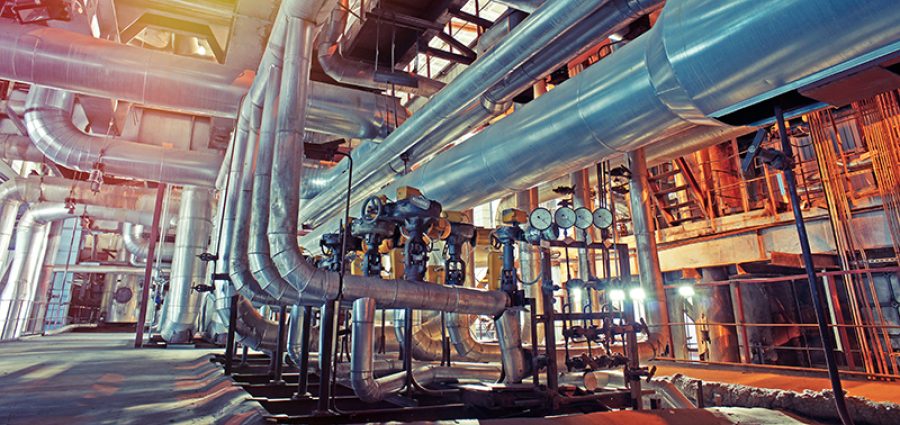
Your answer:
[0,332,265,425]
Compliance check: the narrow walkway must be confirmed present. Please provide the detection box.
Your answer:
[0,332,265,425]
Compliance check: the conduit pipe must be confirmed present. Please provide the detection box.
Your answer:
[0,18,408,139]
[351,298,501,402]
[122,223,175,262]
[318,3,445,97]
[159,187,214,343]
[24,87,222,187]
[0,203,155,339]
[230,65,301,306]
[266,4,508,318]
[299,0,663,226]
[301,0,900,249]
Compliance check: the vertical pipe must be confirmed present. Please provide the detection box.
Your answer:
[627,148,672,357]
[294,305,314,398]
[272,307,287,384]
[159,187,214,343]
[224,294,238,375]
[516,189,542,340]
[539,247,558,392]
[135,183,167,348]
[774,106,852,425]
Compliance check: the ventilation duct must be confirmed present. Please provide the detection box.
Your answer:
[122,223,175,262]
[301,0,900,248]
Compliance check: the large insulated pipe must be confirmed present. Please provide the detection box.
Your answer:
[159,187,214,343]
[299,0,616,225]
[299,0,662,226]
[300,0,900,249]
[628,148,672,356]
[0,18,407,139]
[317,3,444,97]
[122,223,174,262]
[0,203,155,339]
[24,87,222,187]
[230,65,301,306]
[266,10,509,317]
[350,298,501,402]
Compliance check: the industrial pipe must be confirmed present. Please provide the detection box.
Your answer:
[299,0,662,227]
[0,18,408,139]
[122,223,175,262]
[24,87,222,187]
[300,0,900,249]
[318,2,445,97]
[351,298,501,402]
[159,187,214,343]
[0,203,156,339]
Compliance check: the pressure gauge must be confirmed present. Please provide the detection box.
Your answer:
[574,207,593,230]
[529,207,553,231]
[554,206,576,229]
[592,207,614,229]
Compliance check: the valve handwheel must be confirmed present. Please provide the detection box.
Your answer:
[361,196,384,222]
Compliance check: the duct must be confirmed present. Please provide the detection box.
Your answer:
[446,312,502,362]
[159,187,214,343]
[696,267,741,363]
[1,223,49,340]
[0,203,156,339]
[351,298,501,403]
[394,310,458,362]
[24,87,222,187]
[299,0,661,227]
[300,0,900,249]
[122,223,175,262]
[0,19,405,140]
[318,4,444,98]
[628,148,672,357]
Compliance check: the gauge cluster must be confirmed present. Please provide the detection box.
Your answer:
[528,206,613,232]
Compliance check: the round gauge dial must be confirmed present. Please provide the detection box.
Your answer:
[529,207,553,231]
[554,206,577,229]
[574,207,593,230]
[592,207,614,229]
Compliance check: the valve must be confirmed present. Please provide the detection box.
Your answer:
[192,283,216,293]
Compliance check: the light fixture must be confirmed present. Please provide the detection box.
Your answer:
[678,284,696,298]
[629,287,646,302]
[609,289,626,303]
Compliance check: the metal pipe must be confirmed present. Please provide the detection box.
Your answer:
[266,11,509,317]
[159,187,214,343]
[493,0,544,13]
[301,0,662,224]
[628,148,672,357]
[590,371,695,409]
[0,19,408,139]
[300,0,900,249]
[24,87,222,187]
[318,2,444,97]
[351,298,501,402]
[495,307,529,383]
[122,223,174,262]
[231,64,300,305]
[299,0,618,226]
[0,203,156,339]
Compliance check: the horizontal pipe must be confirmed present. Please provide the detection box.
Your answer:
[300,0,900,248]
[0,18,408,139]
[122,223,175,261]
